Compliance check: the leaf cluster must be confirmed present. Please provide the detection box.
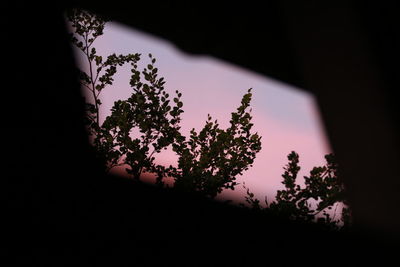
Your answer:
[171,89,262,198]
[244,151,351,230]
[99,54,183,180]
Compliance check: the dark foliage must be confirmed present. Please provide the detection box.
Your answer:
[67,8,261,198]
[244,151,352,230]
[68,9,351,229]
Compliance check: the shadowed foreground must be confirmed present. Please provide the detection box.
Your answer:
[3,172,376,265]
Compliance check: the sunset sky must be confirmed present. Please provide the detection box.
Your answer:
[72,21,331,206]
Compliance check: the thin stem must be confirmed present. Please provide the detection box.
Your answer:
[93,61,104,85]
[107,162,126,173]
[311,202,333,216]
[84,32,100,127]
[147,130,161,159]
[80,81,94,92]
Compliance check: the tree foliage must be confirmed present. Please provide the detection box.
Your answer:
[68,8,350,229]
[67,8,261,197]
[244,151,351,230]
[171,89,262,198]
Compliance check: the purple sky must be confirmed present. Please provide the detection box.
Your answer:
[73,21,331,206]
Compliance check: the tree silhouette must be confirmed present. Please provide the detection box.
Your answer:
[67,9,183,180]
[67,8,350,228]
[243,151,351,230]
[67,8,261,197]
[171,89,262,198]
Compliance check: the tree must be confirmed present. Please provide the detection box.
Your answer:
[67,9,183,180]
[244,151,352,230]
[67,9,261,197]
[68,8,350,229]
[171,89,262,198]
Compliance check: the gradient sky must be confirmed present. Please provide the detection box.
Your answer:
[73,21,332,206]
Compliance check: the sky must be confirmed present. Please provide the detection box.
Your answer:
[72,21,332,206]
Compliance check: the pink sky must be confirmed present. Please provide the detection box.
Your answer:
[72,21,331,207]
